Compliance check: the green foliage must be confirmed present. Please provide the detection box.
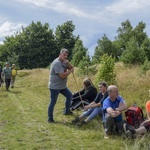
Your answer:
[71,39,87,66]
[55,20,78,60]
[140,58,150,74]
[93,34,114,63]
[120,37,146,64]
[95,54,116,85]
[0,20,79,69]
[78,55,97,76]
[93,20,149,66]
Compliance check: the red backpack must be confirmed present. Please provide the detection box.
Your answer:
[125,104,145,128]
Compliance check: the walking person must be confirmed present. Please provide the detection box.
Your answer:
[11,64,17,88]
[2,62,12,91]
[48,48,74,123]
[0,65,3,87]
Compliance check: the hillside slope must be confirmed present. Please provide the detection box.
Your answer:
[0,65,150,150]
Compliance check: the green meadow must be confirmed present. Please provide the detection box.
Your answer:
[0,62,150,150]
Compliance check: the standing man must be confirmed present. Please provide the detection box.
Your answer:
[2,62,12,91]
[48,48,74,123]
[11,64,17,88]
[103,85,128,138]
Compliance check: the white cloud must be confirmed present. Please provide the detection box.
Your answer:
[0,21,26,38]
[105,0,150,14]
[14,0,102,20]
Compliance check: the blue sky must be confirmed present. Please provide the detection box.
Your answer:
[0,0,150,56]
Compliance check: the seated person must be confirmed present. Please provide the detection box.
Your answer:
[70,78,97,111]
[72,81,108,126]
[124,99,150,138]
[103,85,128,139]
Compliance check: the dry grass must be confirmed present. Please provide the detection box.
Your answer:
[0,64,150,150]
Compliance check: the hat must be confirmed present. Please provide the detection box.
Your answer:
[5,62,9,65]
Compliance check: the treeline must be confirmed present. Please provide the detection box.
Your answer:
[0,20,150,69]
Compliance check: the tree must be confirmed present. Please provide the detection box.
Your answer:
[78,55,97,76]
[71,39,87,66]
[55,21,78,60]
[95,54,116,85]
[120,37,146,64]
[0,21,57,69]
[93,34,113,63]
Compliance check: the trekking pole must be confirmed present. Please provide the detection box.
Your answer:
[72,72,84,108]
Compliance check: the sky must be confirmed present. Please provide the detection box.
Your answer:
[0,0,150,56]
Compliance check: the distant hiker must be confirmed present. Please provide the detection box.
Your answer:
[72,81,108,126]
[103,85,128,139]
[70,78,97,111]
[48,48,74,123]
[11,64,17,88]
[0,65,3,87]
[2,62,12,91]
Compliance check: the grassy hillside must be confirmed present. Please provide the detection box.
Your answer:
[0,63,150,150]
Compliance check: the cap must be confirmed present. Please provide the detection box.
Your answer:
[5,62,9,65]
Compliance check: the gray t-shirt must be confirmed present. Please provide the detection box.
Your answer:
[48,58,68,89]
[3,67,12,79]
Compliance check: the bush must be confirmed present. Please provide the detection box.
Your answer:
[95,54,116,85]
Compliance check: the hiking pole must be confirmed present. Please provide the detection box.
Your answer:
[72,72,84,108]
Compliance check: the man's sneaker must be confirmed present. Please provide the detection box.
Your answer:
[63,111,73,115]
[72,117,80,123]
[48,119,55,123]
[76,120,87,126]
[123,123,136,136]
[104,133,109,139]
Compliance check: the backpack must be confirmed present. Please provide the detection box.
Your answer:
[125,104,144,128]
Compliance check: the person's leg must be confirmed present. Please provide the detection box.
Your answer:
[115,120,124,133]
[5,79,9,91]
[61,87,72,114]
[71,100,90,110]
[7,79,11,90]
[11,77,15,88]
[103,114,115,136]
[135,126,146,135]
[85,107,103,122]
[80,108,95,118]
[48,89,59,122]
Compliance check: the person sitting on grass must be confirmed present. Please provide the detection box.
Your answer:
[123,92,150,138]
[72,81,108,126]
[103,85,128,139]
[70,78,97,111]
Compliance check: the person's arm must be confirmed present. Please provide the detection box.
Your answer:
[83,102,101,111]
[64,60,74,70]
[115,102,128,112]
[58,60,74,79]
[58,68,74,79]
[106,107,121,117]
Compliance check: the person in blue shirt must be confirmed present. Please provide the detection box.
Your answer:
[103,85,128,139]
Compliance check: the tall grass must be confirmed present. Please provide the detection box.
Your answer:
[0,63,150,150]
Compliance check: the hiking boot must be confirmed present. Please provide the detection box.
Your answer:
[76,120,87,126]
[72,117,80,123]
[63,111,73,115]
[48,119,55,123]
[123,123,136,136]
